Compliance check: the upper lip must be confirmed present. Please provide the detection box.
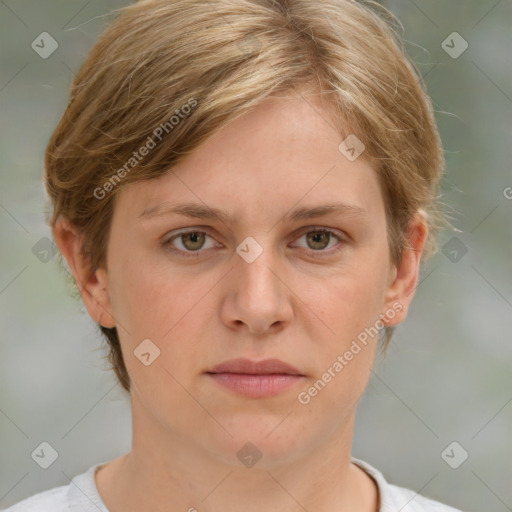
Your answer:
[207,358,304,376]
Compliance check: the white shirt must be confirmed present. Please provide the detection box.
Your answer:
[1,457,464,511]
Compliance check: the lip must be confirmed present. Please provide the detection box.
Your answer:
[206,358,305,398]
[207,358,303,375]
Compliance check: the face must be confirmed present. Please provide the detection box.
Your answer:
[60,92,425,469]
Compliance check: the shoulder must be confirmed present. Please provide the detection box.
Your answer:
[1,461,109,512]
[385,482,464,511]
[350,457,465,512]
[1,485,68,512]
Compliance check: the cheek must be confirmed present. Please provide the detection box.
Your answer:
[116,267,208,403]
[110,252,186,333]
[299,274,384,415]
[115,264,215,378]
[312,260,390,338]
[300,252,389,405]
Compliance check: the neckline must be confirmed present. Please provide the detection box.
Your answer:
[69,456,388,511]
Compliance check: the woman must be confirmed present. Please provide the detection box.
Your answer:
[6,0,463,510]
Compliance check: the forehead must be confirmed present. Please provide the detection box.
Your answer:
[113,93,384,228]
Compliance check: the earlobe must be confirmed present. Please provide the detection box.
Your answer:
[382,211,429,327]
[53,216,116,329]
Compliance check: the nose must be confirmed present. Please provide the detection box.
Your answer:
[220,239,293,335]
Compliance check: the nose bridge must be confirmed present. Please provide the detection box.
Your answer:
[227,233,291,333]
[236,233,282,298]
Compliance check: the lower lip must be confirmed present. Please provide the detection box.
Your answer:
[207,373,304,398]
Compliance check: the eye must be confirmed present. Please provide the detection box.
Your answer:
[163,226,346,259]
[165,229,218,257]
[292,228,344,254]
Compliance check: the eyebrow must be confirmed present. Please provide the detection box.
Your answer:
[136,201,369,225]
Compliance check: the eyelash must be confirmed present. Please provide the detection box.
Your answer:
[163,226,346,259]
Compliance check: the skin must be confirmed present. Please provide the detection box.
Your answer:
[55,91,427,512]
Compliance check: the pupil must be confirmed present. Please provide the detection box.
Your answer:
[184,232,203,250]
[308,231,328,250]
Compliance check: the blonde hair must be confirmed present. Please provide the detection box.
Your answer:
[45,0,446,392]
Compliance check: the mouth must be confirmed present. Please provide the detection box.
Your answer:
[205,358,306,398]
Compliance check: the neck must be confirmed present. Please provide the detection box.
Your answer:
[95,396,378,512]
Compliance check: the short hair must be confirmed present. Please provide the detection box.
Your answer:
[44,0,447,392]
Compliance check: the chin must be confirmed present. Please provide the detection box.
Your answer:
[202,416,310,470]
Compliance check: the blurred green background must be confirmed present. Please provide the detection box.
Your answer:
[1,1,511,510]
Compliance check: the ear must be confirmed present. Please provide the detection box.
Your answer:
[53,216,116,328]
[381,210,429,326]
